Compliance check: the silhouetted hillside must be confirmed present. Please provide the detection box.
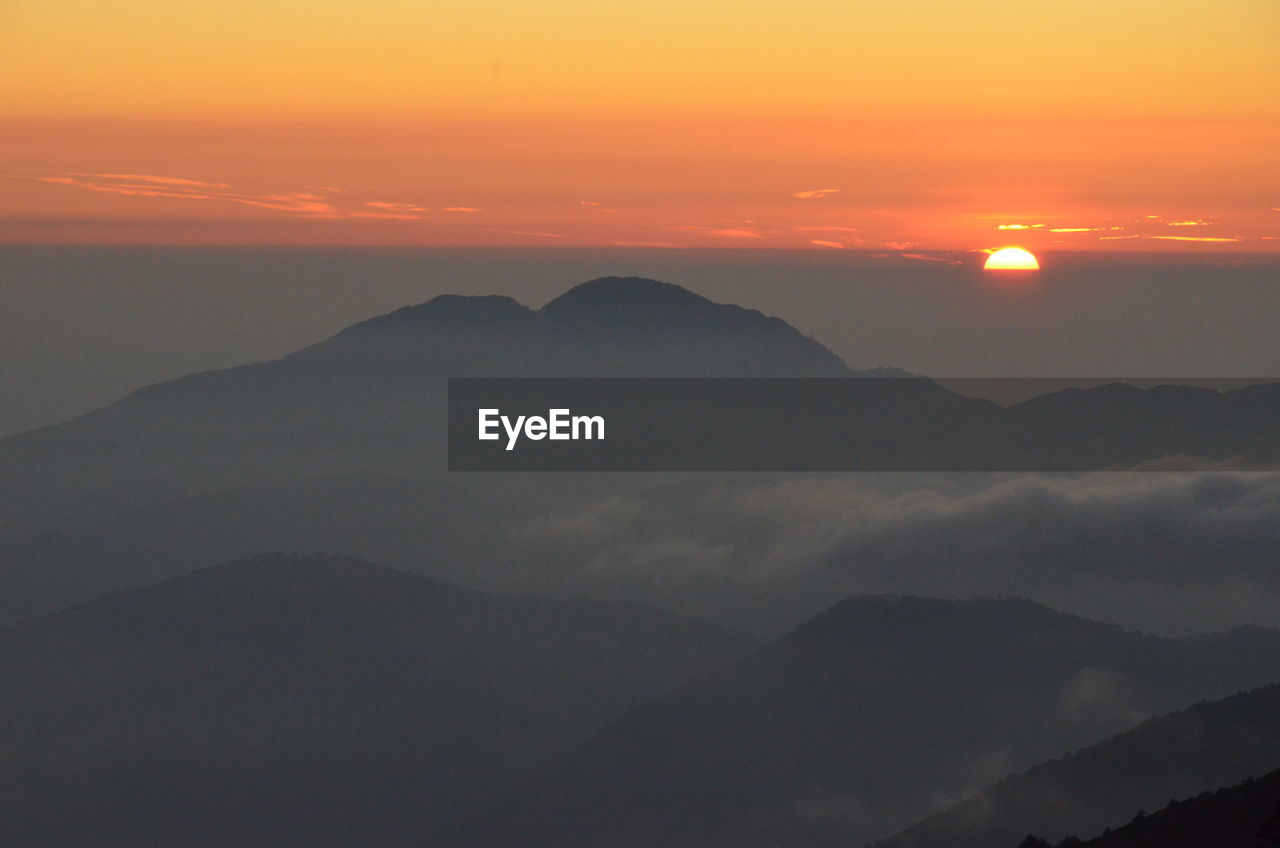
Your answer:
[874,684,1280,848]
[446,596,1280,848]
[0,473,526,622]
[0,554,756,848]
[1074,768,1280,847]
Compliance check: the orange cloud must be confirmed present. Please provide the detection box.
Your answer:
[67,173,231,189]
[497,229,567,239]
[365,201,428,212]
[1148,235,1242,242]
[809,240,846,249]
[443,206,482,213]
[709,228,765,238]
[792,189,840,200]
[31,172,440,220]
[900,253,960,264]
[668,224,768,239]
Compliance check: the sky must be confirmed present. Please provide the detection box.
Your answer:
[2,0,1278,249]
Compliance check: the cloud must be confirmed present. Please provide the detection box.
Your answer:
[996,224,1044,230]
[443,206,482,213]
[810,240,846,249]
[1147,235,1242,243]
[793,189,841,200]
[33,172,434,221]
[668,224,769,240]
[514,472,1280,636]
[365,201,428,212]
[709,228,765,239]
[68,173,231,190]
[497,229,567,239]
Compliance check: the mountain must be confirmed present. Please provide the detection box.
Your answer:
[873,684,1280,848]
[0,277,851,538]
[0,473,528,623]
[1073,768,1280,848]
[1004,382,1280,469]
[445,596,1280,848]
[0,554,757,848]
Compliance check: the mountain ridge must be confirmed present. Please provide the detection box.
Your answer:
[443,594,1280,848]
[0,552,758,848]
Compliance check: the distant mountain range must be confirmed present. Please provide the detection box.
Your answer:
[3,277,1277,846]
[1,276,1276,540]
[2,553,1277,847]
[445,595,1280,848]
[0,473,525,623]
[0,277,852,539]
[0,554,756,848]
[873,682,1280,848]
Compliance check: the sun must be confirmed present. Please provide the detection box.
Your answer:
[984,247,1040,271]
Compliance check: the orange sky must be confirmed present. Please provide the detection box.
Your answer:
[2,0,1278,249]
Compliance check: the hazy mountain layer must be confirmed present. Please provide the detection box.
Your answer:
[0,554,756,848]
[873,683,1280,848]
[0,277,851,538]
[446,596,1280,848]
[0,473,525,623]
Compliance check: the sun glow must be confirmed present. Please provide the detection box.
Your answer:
[984,247,1040,271]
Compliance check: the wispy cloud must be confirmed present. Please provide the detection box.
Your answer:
[1148,235,1242,243]
[793,189,840,200]
[32,172,441,221]
[996,224,1044,230]
[365,201,428,212]
[809,240,846,249]
[900,252,962,264]
[668,224,770,240]
[497,229,567,239]
[443,206,482,213]
[68,173,231,190]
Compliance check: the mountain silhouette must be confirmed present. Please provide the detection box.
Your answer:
[1071,767,1280,848]
[0,553,756,848]
[445,595,1280,848]
[872,683,1280,848]
[0,473,527,623]
[0,277,851,538]
[300,276,850,377]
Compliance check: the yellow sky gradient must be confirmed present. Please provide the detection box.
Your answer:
[2,0,1278,248]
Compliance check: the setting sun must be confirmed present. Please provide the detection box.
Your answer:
[984,248,1041,271]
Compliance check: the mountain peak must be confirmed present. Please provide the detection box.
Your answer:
[339,293,534,335]
[539,276,712,315]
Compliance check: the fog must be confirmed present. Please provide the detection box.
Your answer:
[512,471,1280,636]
